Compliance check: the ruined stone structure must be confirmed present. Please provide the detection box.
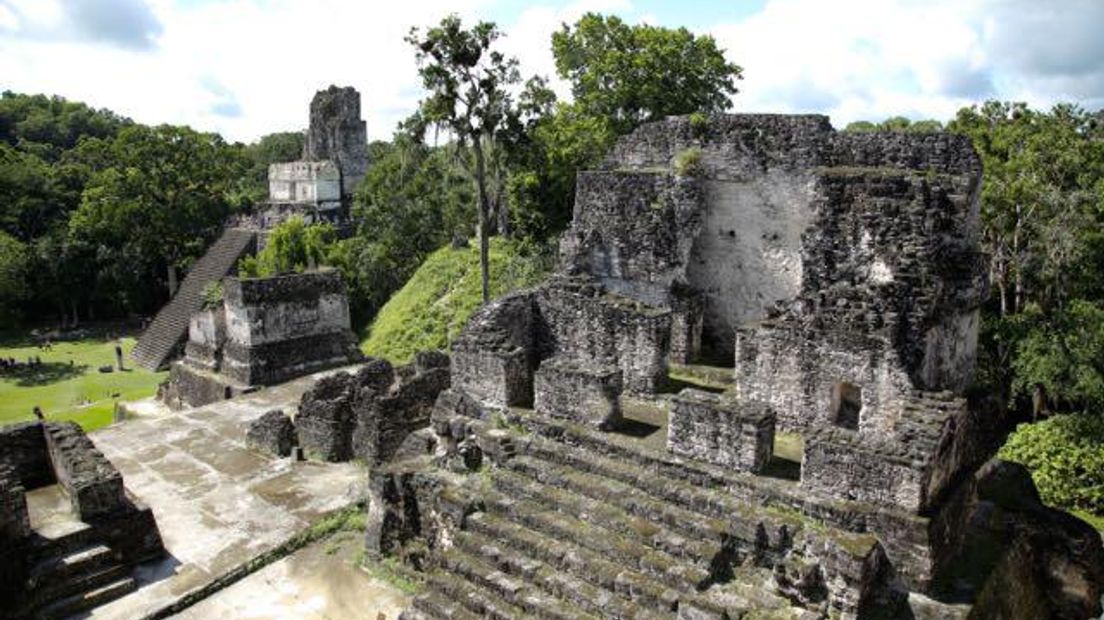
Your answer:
[133,86,368,371]
[255,85,368,229]
[366,114,1104,620]
[0,421,164,619]
[296,352,450,464]
[160,268,363,409]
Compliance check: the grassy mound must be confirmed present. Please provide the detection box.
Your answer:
[0,333,166,431]
[361,237,551,365]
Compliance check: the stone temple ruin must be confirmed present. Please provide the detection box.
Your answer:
[0,421,164,619]
[132,85,368,373]
[160,268,364,409]
[366,115,1104,619]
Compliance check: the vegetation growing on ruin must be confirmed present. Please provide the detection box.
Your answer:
[673,146,704,176]
[361,238,552,364]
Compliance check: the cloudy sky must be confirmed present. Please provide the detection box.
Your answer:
[1,0,1101,143]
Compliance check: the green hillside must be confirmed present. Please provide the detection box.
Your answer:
[361,238,552,364]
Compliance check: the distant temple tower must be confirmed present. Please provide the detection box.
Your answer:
[303,85,369,195]
[265,85,369,222]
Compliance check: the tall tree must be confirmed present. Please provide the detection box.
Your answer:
[406,15,522,302]
[551,13,742,133]
[68,124,248,314]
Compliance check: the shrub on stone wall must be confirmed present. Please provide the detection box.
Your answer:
[999,412,1104,515]
[672,146,703,176]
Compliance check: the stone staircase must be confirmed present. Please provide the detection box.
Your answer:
[400,403,900,620]
[25,529,136,619]
[132,227,256,371]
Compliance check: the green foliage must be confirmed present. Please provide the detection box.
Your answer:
[506,102,615,238]
[843,117,944,133]
[999,413,1104,514]
[407,14,526,303]
[332,139,473,324]
[0,231,27,323]
[361,237,552,364]
[239,216,335,278]
[200,280,223,309]
[688,112,709,137]
[949,102,1104,412]
[1010,301,1104,409]
[242,131,304,204]
[673,146,703,176]
[0,91,129,162]
[551,13,742,134]
[68,124,249,315]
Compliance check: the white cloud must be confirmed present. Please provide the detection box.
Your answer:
[0,0,1102,142]
[710,0,1104,128]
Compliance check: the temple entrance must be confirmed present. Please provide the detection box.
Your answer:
[831,382,862,430]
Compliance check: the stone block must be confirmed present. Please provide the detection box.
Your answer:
[533,356,622,430]
[246,409,295,457]
[296,372,356,461]
[801,428,926,512]
[667,389,774,473]
[43,422,126,521]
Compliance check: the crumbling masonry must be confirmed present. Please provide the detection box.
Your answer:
[0,421,164,619]
[368,114,1104,620]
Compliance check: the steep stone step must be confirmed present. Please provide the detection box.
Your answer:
[414,569,528,620]
[491,466,721,575]
[439,543,661,620]
[437,546,610,619]
[27,543,115,590]
[506,454,731,549]
[518,427,756,525]
[31,562,130,608]
[483,487,713,595]
[464,511,685,613]
[37,575,136,620]
[132,227,255,371]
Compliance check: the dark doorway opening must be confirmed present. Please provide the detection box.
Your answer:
[831,382,862,430]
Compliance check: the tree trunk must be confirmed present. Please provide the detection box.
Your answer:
[168,263,179,298]
[473,139,490,303]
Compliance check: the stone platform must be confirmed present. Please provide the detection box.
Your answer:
[83,366,371,619]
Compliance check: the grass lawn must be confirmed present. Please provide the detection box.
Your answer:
[0,332,166,431]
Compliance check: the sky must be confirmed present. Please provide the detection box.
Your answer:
[1,0,1102,143]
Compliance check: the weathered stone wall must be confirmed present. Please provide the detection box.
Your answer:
[0,464,30,543]
[268,160,341,204]
[533,356,622,429]
[450,293,537,409]
[534,278,671,395]
[246,409,295,457]
[183,307,226,372]
[304,85,368,196]
[297,354,450,464]
[44,422,126,521]
[0,422,52,489]
[218,269,362,387]
[667,389,774,473]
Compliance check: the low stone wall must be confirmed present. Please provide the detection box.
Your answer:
[534,356,622,429]
[667,389,774,473]
[44,422,126,521]
[162,362,247,410]
[221,331,361,386]
[0,422,52,489]
[802,428,927,513]
[0,464,30,543]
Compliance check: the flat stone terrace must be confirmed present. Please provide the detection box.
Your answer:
[83,367,367,620]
